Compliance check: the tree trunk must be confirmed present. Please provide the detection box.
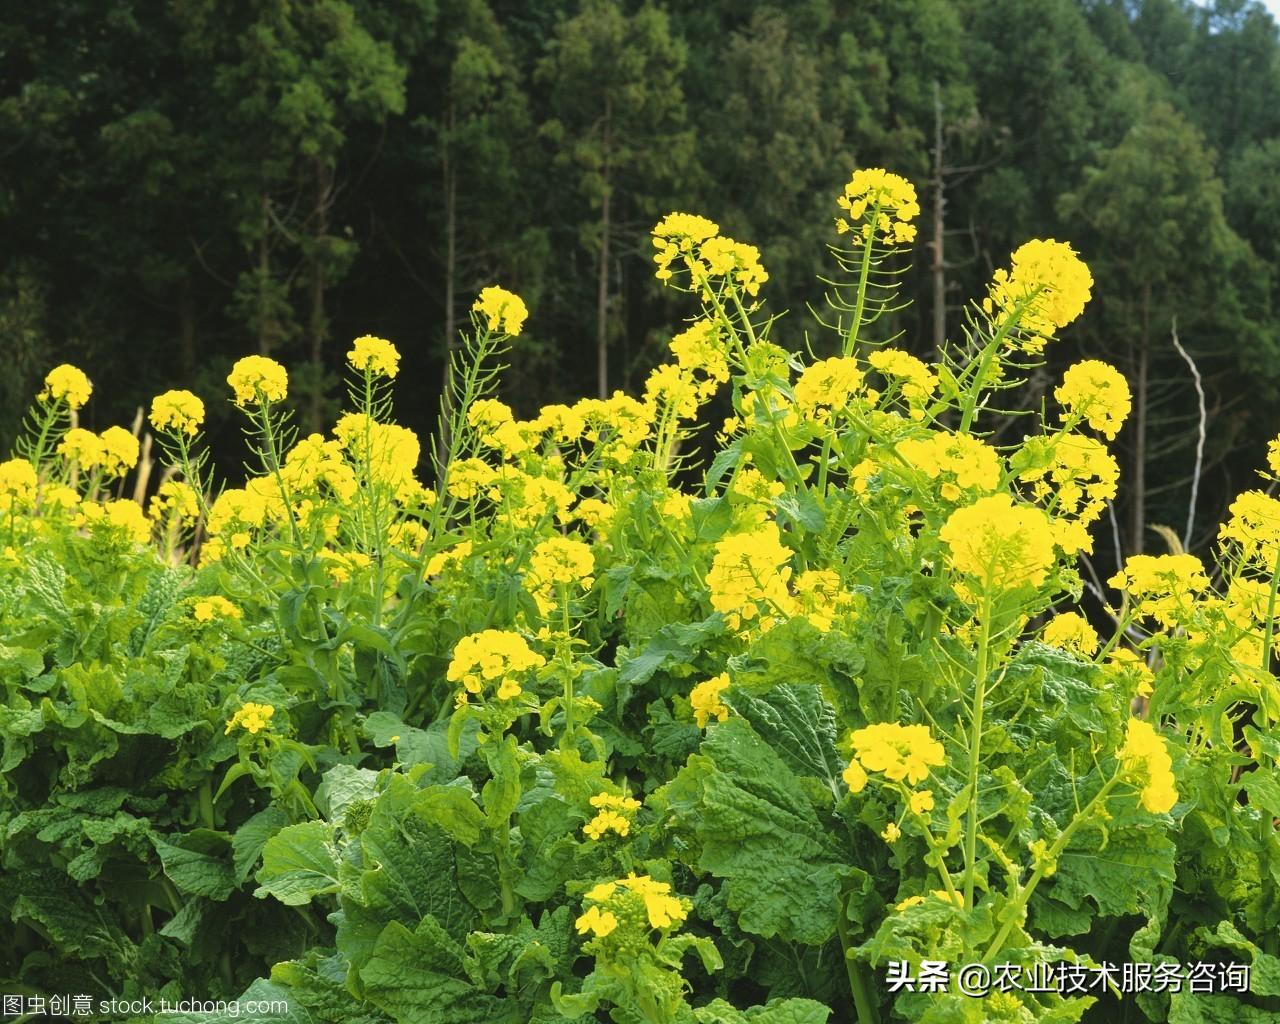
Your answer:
[596,98,612,400]
[307,158,332,434]
[437,100,459,471]
[1130,283,1151,555]
[931,80,947,357]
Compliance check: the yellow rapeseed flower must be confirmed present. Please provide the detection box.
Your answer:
[690,673,731,728]
[150,390,206,436]
[473,286,528,336]
[98,426,140,478]
[1041,611,1100,658]
[193,596,242,622]
[347,335,400,377]
[1108,554,1210,629]
[149,480,200,524]
[227,355,288,406]
[850,722,946,785]
[39,364,93,409]
[983,239,1093,353]
[1118,719,1178,814]
[834,168,920,244]
[940,494,1056,593]
[226,701,275,735]
[1055,360,1131,440]
[446,629,545,702]
[0,458,37,511]
[58,427,105,469]
[707,522,797,629]
[575,905,618,939]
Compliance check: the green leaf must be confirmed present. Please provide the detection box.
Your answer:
[694,998,832,1023]
[1168,993,1280,1023]
[233,805,290,884]
[255,820,342,906]
[665,718,845,945]
[1048,821,1176,919]
[316,764,381,821]
[154,830,236,900]
[727,684,843,792]
[360,918,522,1024]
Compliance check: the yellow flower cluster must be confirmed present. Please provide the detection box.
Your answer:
[149,480,200,524]
[651,213,769,297]
[1118,719,1178,814]
[98,426,140,478]
[689,673,731,728]
[149,389,206,436]
[533,403,586,444]
[1015,434,1118,553]
[76,499,151,543]
[793,568,856,631]
[1041,612,1100,658]
[0,458,37,511]
[57,428,104,469]
[225,701,275,735]
[332,415,421,496]
[227,356,288,406]
[467,400,536,458]
[668,320,730,384]
[446,629,545,702]
[577,874,689,938]
[282,433,359,502]
[526,536,594,615]
[842,722,946,794]
[193,596,242,622]
[867,348,937,416]
[346,335,400,377]
[1108,554,1210,629]
[899,432,1001,503]
[793,357,865,414]
[697,237,768,297]
[1219,491,1280,569]
[1055,360,1131,440]
[940,494,1057,594]
[582,792,642,841]
[707,522,795,630]
[834,168,920,244]
[473,286,528,336]
[39,364,93,409]
[644,363,710,421]
[983,239,1094,353]
[652,212,721,282]
[1268,434,1280,477]
[1104,648,1154,698]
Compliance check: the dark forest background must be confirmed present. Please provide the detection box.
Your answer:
[5,0,1280,572]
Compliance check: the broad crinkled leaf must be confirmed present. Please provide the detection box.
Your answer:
[154,829,236,901]
[255,820,342,906]
[665,717,845,945]
[360,917,522,1024]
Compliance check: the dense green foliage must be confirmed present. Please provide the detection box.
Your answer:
[3,165,1280,1021]
[5,0,1280,570]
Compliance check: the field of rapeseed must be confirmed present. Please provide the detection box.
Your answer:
[2,169,1279,1023]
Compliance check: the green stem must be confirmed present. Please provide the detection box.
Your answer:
[198,778,215,830]
[955,288,1041,433]
[843,199,882,357]
[961,594,994,907]
[837,892,880,1024]
[561,586,575,749]
[982,771,1122,960]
